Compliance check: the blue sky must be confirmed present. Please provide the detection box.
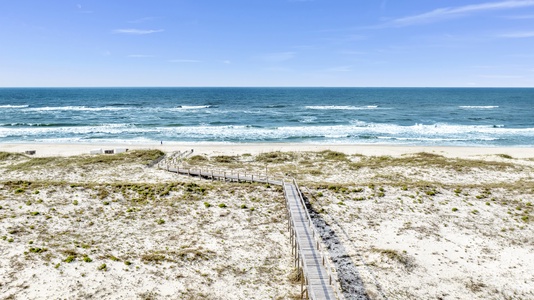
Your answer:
[1,0,534,87]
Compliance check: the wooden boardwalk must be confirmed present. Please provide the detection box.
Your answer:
[284,182,338,299]
[161,163,339,300]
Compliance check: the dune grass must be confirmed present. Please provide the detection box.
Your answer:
[6,150,164,171]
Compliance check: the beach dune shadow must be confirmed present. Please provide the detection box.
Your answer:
[301,194,377,300]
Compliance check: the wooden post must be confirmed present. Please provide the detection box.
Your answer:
[300,279,304,299]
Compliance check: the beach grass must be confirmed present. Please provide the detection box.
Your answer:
[0,147,533,299]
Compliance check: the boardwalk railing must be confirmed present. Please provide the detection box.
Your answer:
[288,179,343,299]
[157,159,342,300]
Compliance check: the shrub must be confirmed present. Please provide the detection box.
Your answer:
[156,219,165,225]
[189,155,208,162]
[29,247,46,253]
[65,255,76,263]
[98,264,107,271]
[212,155,237,163]
[204,202,211,208]
[218,203,227,208]
[320,150,347,161]
[83,256,92,263]
[452,207,458,212]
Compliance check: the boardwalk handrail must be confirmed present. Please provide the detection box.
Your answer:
[291,179,343,299]
[284,178,344,299]
[158,158,341,299]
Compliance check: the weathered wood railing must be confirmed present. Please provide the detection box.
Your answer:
[157,158,342,300]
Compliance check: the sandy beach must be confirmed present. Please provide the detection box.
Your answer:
[1,143,533,299]
[3,142,534,159]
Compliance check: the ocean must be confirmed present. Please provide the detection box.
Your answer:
[1,87,533,147]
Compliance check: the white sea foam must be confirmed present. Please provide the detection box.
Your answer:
[27,106,130,112]
[459,106,499,109]
[1,122,533,144]
[306,105,379,110]
[0,105,29,108]
[174,105,211,110]
[299,116,317,123]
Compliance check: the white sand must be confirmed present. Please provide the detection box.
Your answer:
[1,143,533,299]
[3,142,534,159]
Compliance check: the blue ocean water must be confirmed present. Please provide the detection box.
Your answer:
[1,87,533,146]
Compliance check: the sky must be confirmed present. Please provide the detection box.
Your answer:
[1,0,534,87]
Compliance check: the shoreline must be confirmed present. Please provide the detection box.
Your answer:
[1,142,534,159]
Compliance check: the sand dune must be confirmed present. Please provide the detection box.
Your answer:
[1,144,533,299]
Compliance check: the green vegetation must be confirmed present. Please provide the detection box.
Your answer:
[349,152,516,172]
[188,155,208,162]
[255,151,296,163]
[0,151,26,160]
[212,155,237,163]
[6,149,164,171]
[319,150,347,161]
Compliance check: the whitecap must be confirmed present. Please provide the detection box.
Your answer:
[27,106,130,112]
[305,105,379,110]
[0,104,29,108]
[459,105,499,109]
[174,105,211,110]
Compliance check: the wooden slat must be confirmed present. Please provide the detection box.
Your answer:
[163,162,338,299]
[284,183,337,300]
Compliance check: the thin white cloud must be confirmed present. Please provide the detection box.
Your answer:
[113,29,164,35]
[222,60,231,64]
[384,0,534,27]
[261,52,296,62]
[498,31,534,38]
[169,59,201,63]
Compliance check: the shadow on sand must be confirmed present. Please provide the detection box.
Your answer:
[302,192,387,300]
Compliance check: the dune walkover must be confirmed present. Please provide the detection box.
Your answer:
[158,158,341,300]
